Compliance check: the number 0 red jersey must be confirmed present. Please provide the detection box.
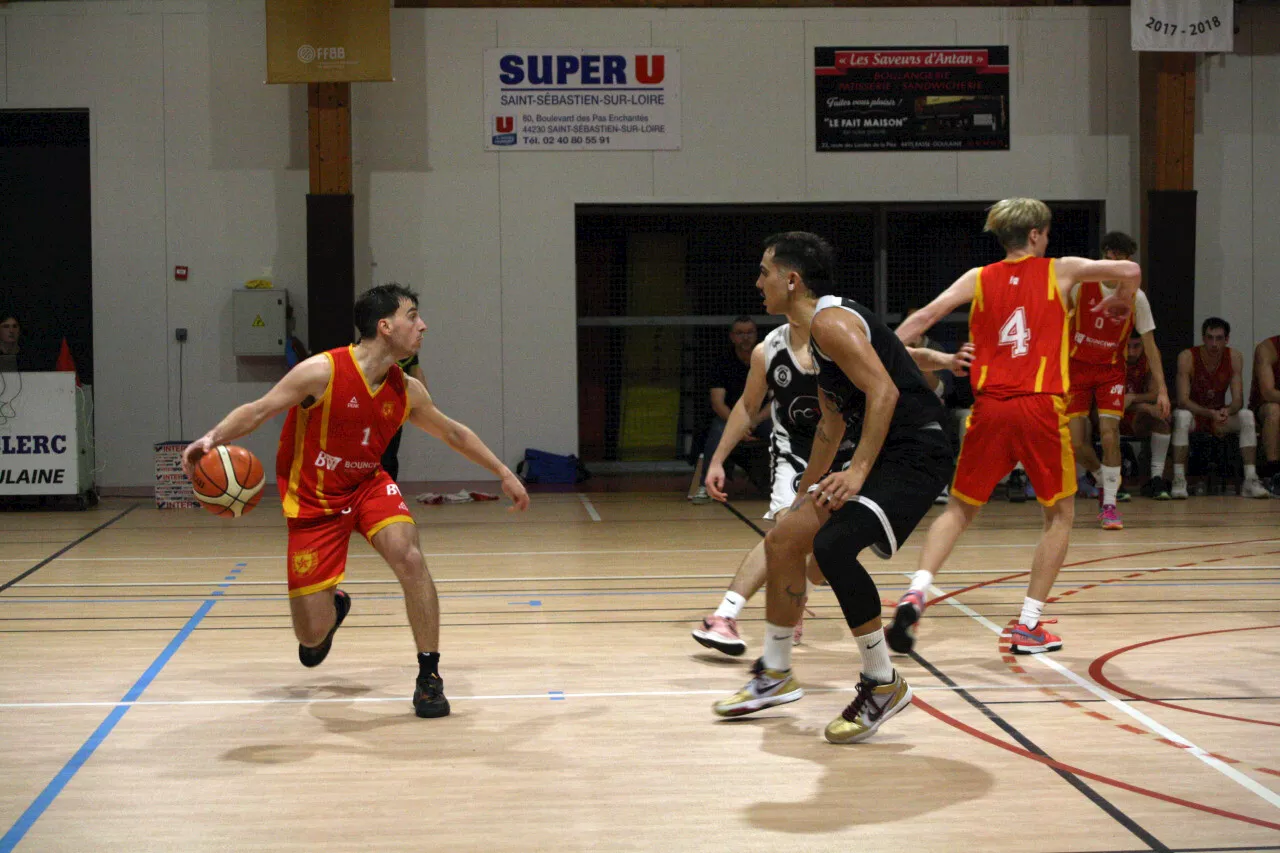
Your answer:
[276,346,410,519]
[968,256,1071,400]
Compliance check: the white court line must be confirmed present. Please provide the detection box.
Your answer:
[1,541,1274,564]
[0,682,1078,710]
[927,581,1280,810]
[8,564,1278,590]
[577,493,602,522]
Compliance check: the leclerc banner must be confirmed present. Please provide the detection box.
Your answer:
[484,49,681,151]
[265,0,391,84]
[815,47,1010,152]
[1131,0,1233,52]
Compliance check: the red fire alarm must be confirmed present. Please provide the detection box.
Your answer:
[174,265,189,281]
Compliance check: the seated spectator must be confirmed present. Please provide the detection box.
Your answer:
[1250,332,1280,496]
[0,314,21,372]
[1171,317,1268,498]
[1119,333,1174,499]
[692,317,770,503]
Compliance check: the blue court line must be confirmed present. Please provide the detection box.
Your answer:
[0,561,244,852]
[548,690,565,701]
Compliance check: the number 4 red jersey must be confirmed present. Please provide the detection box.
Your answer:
[968,256,1071,400]
[276,346,410,519]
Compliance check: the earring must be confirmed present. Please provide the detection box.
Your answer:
[788,284,794,291]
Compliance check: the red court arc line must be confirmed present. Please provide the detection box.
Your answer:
[911,695,1280,831]
[1088,625,1280,728]
[927,536,1280,608]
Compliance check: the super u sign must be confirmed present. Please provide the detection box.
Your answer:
[484,49,681,152]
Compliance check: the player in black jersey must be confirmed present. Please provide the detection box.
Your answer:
[693,258,854,656]
[714,231,970,744]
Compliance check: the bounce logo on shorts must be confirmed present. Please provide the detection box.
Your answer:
[292,551,318,577]
[492,116,517,147]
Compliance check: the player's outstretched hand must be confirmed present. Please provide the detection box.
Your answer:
[705,460,728,502]
[949,342,976,376]
[181,435,216,480]
[1091,293,1132,321]
[814,468,867,512]
[502,471,531,512]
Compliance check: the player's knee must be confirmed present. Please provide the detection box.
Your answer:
[1098,417,1120,440]
[293,613,332,647]
[765,518,811,562]
[1239,409,1255,427]
[386,544,427,580]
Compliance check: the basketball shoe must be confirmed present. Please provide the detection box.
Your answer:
[413,672,450,718]
[824,670,913,744]
[1099,504,1123,530]
[298,589,350,668]
[1242,477,1270,499]
[692,615,746,656]
[713,658,803,717]
[887,589,926,654]
[1008,619,1063,654]
[1170,473,1189,499]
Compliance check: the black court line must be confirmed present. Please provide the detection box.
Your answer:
[719,497,1169,852]
[911,650,1169,852]
[0,504,139,593]
[720,500,768,536]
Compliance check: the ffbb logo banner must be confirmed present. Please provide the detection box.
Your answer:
[484,49,681,152]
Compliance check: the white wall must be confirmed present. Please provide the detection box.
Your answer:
[1196,4,1280,396]
[6,1,1260,486]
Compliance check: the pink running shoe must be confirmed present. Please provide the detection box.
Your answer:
[1008,620,1063,654]
[887,589,925,653]
[1099,504,1123,530]
[692,615,746,656]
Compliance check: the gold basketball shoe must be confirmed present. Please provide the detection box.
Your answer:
[824,670,912,744]
[713,658,804,717]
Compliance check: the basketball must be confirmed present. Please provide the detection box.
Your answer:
[190,444,266,518]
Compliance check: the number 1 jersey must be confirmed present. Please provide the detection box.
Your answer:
[969,256,1071,400]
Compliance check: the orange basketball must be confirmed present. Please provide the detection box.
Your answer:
[191,444,266,518]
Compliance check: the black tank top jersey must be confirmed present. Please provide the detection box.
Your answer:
[809,295,944,440]
[763,324,830,462]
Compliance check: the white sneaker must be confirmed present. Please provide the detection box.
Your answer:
[1242,477,1270,499]
[1171,474,1189,500]
[690,486,711,505]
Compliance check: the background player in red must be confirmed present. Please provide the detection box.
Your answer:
[1170,318,1267,498]
[1118,334,1174,497]
[1064,232,1169,529]
[183,283,529,719]
[891,198,1140,655]
[1249,333,1280,496]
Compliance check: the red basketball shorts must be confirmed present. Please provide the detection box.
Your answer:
[952,394,1076,507]
[285,471,415,598]
[1066,360,1126,420]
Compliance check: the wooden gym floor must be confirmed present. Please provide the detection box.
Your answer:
[1,490,1278,852]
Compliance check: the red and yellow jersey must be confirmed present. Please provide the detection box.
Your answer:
[1069,280,1134,365]
[968,256,1071,400]
[1249,335,1280,411]
[1125,355,1150,397]
[276,346,410,519]
[1188,346,1234,411]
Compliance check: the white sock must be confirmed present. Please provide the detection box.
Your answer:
[762,622,794,672]
[1019,597,1045,630]
[714,591,747,620]
[1174,463,1186,480]
[1150,433,1171,478]
[856,629,894,683]
[1245,464,1258,481]
[1101,465,1121,505]
[908,570,934,596]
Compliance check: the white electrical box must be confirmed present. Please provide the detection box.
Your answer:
[233,290,288,356]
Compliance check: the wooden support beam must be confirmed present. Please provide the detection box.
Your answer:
[308,82,352,196]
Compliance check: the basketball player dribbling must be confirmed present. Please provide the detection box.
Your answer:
[182,283,529,718]
[890,199,1141,656]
